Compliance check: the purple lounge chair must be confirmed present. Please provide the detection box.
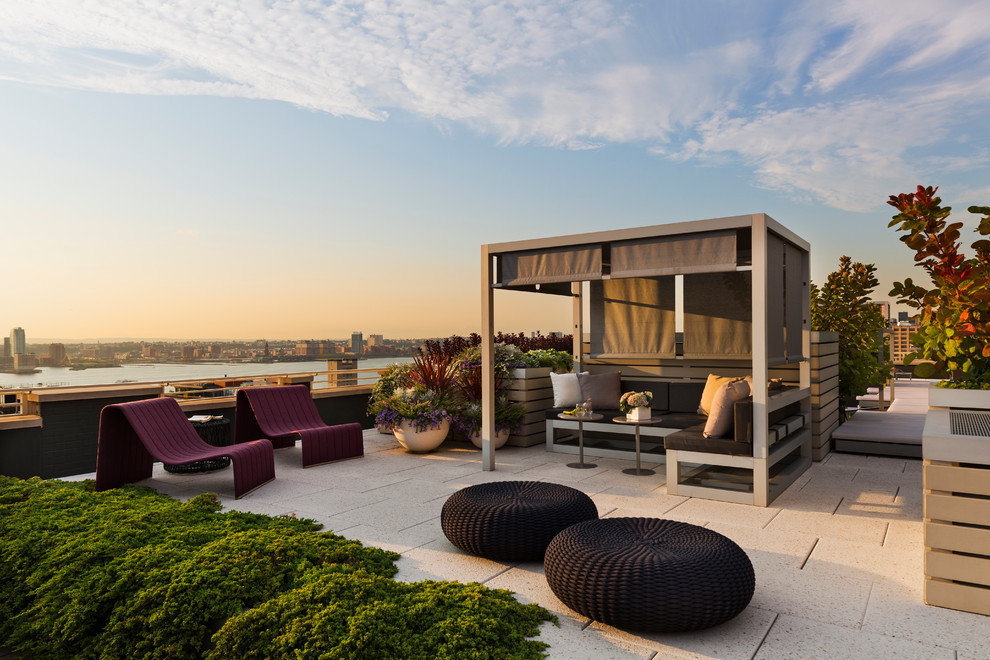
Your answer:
[235,385,364,468]
[95,397,275,499]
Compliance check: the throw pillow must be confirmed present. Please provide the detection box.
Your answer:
[577,371,622,410]
[550,372,583,408]
[698,374,740,416]
[703,380,750,438]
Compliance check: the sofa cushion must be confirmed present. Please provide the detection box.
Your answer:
[550,372,585,408]
[578,372,622,410]
[669,381,707,413]
[664,426,753,456]
[704,380,750,438]
[698,374,741,416]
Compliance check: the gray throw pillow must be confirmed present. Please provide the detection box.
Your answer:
[577,372,622,410]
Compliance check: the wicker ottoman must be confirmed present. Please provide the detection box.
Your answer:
[545,517,755,632]
[441,481,598,561]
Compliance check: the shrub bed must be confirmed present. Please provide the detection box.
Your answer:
[0,477,556,659]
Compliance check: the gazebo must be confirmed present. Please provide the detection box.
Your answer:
[479,214,812,506]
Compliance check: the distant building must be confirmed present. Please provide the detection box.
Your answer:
[368,334,384,348]
[49,343,66,365]
[898,311,909,322]
[9,327,25,355]
[2,337,9,357]
[181,345,196,359]
[351,332,363,355]
[13,353,36,372]
[891,320,920,363]
[871,301,891,324]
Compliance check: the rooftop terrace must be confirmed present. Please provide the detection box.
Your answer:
[53,392,987,659]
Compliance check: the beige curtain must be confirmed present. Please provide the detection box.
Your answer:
[767,233,786,364]
[499,245,602,285]
[785,243,806,361]
[610,230,737,278]
[589,277,676,357]
[682,272,752,358]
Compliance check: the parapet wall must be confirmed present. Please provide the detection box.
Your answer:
[0,383,373,480]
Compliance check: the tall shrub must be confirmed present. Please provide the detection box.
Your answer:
[887,185,990,383]
[811,256,890,408]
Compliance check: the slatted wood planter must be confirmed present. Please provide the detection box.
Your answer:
[923,387,990,616]
[810,331,839,461]
[505,367,553,447]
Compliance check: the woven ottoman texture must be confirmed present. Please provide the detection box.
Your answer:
[544,517,755,632]
[441,481,598,561]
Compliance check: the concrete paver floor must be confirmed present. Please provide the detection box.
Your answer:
[66,430,988,659]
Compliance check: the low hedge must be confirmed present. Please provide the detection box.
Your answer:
[0,477,556,659]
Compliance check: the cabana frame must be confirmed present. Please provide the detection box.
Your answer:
[480,214,812,506]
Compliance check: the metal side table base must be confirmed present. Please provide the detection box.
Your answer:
[560,413,601,469]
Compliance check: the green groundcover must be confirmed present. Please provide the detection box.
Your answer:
[0,477,556,659]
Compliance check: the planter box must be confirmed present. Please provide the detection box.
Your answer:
[505,368,555,447]
[928,383,990,410]
[923,383,990,616]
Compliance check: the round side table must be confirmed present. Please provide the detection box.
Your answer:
[559,412,602,469]
[612,415,663,476]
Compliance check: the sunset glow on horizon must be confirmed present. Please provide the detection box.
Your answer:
[3,1,989,341]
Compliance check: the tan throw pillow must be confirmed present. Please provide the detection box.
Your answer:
[577,372,622,410]
[703,380,749,438]
[698,374,739,416]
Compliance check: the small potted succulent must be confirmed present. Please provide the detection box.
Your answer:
[619,391,653,421]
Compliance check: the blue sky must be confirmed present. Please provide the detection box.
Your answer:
[2,0,988,340]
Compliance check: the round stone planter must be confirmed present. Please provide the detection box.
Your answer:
[394,419,449,453]
[468,429,509,449]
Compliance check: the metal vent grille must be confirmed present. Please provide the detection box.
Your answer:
[950,411,990,437]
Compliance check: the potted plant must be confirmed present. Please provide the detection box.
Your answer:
[619,390,653,421]
[887,185,990,400]
[370,387,453,453]
[455,396,526,449]
[367,362,414,433]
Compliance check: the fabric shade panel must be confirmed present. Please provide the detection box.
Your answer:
[499,244,602,286]
[589,277,676,358]
[610,230,737,278]
[682,272,753,358]
[784,243,806,360]
[766,233,786,364]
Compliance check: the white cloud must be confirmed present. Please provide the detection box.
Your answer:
[0,0,988,212]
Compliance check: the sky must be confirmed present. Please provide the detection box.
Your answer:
[2,0,989,341]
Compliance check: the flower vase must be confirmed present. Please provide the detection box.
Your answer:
[468,429,510,449]
[627,406,651,421]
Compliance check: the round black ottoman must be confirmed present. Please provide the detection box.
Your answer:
[441,481,598,561]
[545,517,755,632]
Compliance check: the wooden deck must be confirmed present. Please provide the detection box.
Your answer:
[833,380,931,457]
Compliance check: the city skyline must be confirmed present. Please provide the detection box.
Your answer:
[3,1,989,339]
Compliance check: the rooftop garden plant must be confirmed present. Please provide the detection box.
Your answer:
[0,476,556,659]
[455,396,527,437]
[366,361,414,417]
[887,185,990,386]
[811,256,891,409]
[369,387,454,433]
[523,348,574,373]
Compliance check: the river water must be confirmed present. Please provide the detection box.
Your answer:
[0,357,413,390]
